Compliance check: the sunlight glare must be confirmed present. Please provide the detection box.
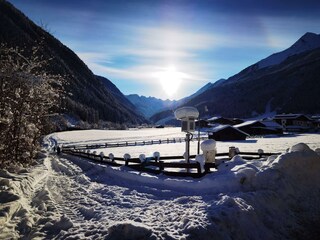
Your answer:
[156,66,184,97]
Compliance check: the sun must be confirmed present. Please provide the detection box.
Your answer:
[156,66,184,97]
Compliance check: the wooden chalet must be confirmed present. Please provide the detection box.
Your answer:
[273,114,314,132]
[207,117,244,126]
[208,125,248,141]
[311,116,320,129]
[234,120,283,136]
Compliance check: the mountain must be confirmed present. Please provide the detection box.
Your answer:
[151,33,320,124]
[176,80,218,104]
[96,75,137,111]
[127,80,219,119]
[0,0,145,125]
[258,32,320,69]
[126,95,177,118]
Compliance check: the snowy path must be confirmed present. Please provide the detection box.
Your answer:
[41,153,213,239]
[1,147,213,239]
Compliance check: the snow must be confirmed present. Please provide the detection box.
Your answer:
[234,120,258,128]
[208,124,249,136]
[1,129,320,239]
[200,139,216,151]
[258,32,320,69]
[261,119,282,128]
[174,106,199,119]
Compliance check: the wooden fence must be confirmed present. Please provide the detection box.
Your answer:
[62,136,208,151]
[62,148,280,178]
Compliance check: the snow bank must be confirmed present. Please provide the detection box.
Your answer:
[68,142,320,239]
[1,139,320,239]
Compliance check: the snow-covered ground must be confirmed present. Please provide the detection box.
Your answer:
[54,128,320,157]
[1,129,320,239]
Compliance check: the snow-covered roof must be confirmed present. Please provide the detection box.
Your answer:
[209,124,230,132]
[261,120,282,128]
[208,124,249,136]
[311,115,320,120]
[207,116,221,121]
[274,114,312,120]
[234,120,258,128]
[234,120,282,130]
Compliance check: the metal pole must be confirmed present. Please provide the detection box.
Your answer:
[186,132,190,163]
[197,117,200,154]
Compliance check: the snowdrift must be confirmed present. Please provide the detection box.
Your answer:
[1,142,320,239]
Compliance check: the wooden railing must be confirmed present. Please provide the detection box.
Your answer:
[61,136,208,150]
[61,148,280,178]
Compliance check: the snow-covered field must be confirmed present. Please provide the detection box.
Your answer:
[54,128,320,157]
[1,129,320,239]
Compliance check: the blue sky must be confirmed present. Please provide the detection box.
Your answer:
[9,0,320,100]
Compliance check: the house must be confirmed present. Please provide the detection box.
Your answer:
[234,120,283,136]
[207,125,248,141]
[273,114,314,132]
[230,118,244,125]
[260,119,283,134]
[207,116,243,126]
[311,116,320,129]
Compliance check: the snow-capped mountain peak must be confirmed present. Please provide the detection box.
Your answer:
[258,32,320,69]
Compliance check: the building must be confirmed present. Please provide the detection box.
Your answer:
[234,120,283,136]
[260,119,283,134]
[208,125,248,141]
[207,116,244,126]
[273,114,314,132]
[311,116,320,129]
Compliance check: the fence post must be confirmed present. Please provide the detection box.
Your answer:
[159,161,164,172]
[196,162,202,177]
[108,153,114,162]
[124,153,131,166]
[99,152,104,162]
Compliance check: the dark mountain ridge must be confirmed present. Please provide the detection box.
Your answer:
[0,0,145,125]
[191,46,320,117]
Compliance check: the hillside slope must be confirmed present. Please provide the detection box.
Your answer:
[0,0,145,124]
